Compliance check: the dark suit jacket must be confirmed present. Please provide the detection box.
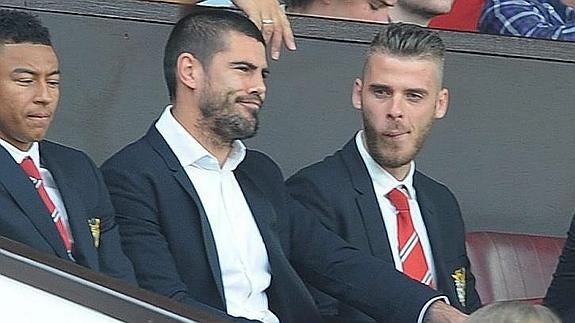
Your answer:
[0,141,135,282]
[544,213,575,321]
[101,126,443,323]
[286,138,481,322]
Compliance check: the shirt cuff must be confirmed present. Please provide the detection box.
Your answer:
[417,295,450,323]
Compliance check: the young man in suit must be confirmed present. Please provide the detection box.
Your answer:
[287,24,481,322]
[0,9,135,282]
[101,8,468,323]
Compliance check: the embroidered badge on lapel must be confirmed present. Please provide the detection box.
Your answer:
[451,267,466,308]
[88,218,101,248]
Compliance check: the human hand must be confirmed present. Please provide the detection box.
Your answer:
[423,301,468,323]
[232,0,296,60]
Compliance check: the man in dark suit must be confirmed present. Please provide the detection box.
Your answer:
[545,213,575,321]
[101,8,468,323]
[0,9,135,282]
[287,24,481,322]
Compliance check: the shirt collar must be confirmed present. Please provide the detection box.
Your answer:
[155,105,246,171]
[0,139,41,168]
[355,130,416,199]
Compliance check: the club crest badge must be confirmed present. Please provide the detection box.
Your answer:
[88,217,101,248]
[452,267,466,308]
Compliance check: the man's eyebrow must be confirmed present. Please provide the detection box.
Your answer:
[230,61,270,76]
[405,88,429,95]
[12,68,61,76]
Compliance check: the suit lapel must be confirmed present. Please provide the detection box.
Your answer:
[413,173,451,294]
[146,127,225,304]
[234,167,283,263]
[340,139,394,261]
[234,165,318,320]
[0,145,68,258]
[40,142,98,267]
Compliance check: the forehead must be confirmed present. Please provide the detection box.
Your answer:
[363,53,442,87]
[0,43,59,71]
[213,31,267,65]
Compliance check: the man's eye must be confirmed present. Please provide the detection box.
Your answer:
[407,93,424,102]
[16,79,33,85]
[48,80,60,87]
[374,88,391,97]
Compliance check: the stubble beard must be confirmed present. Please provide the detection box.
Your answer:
[363,114,434,170]
[198,88,259,146]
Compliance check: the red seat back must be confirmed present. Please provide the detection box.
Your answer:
[465,231,565,304]
[429,0,486,32]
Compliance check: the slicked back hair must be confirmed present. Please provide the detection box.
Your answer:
[164,8,265,101]
[0,9,52,46]
[365,23,446,81]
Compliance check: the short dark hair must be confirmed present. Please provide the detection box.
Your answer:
[365,23,445,79]
[164,8,265,101]
[0,9,52,46]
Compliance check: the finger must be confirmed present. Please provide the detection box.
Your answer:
[269,28,283,60]
[279,15,296,51]
[261,19,275,44]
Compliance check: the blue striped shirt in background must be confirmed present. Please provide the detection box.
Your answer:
[478,0,575,41]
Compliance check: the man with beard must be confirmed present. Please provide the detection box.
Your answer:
[286,23,481,322]
[101,8,469,323]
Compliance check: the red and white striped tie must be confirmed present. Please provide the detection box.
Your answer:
[387,187,433,287]
[20,157,74,261]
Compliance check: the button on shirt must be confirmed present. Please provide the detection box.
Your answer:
[156,105,278,323]
[0,140,74,247]
[355,131,437,283]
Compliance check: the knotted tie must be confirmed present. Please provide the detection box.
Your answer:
[387,187,433,286]
[20,157,74,260]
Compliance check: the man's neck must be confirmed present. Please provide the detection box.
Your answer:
[171,104,233,167]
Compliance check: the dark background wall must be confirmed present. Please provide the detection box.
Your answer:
[2,1,574,236]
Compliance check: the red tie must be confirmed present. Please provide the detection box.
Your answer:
[20,157,74,260]
[387,187,433,287]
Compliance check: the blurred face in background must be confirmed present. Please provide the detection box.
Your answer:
[291,0,393,23]
[390,0,454,25]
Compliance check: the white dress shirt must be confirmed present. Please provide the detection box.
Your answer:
[355,131,447,322]
[156,105,279,323]
[0,139,74,246]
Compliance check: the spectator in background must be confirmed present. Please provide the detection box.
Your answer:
[286,0,393,22]
[467,301,561,323]
[286,0,454,26]
[148,0,296,59]
[389,0,454,26]
[0,9,135,282]
[286,23,481,323]
[478,0,575,41]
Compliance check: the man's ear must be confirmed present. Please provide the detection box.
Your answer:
[352,78,364,111]
[177,52,203,90]
[434,88,449,119]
